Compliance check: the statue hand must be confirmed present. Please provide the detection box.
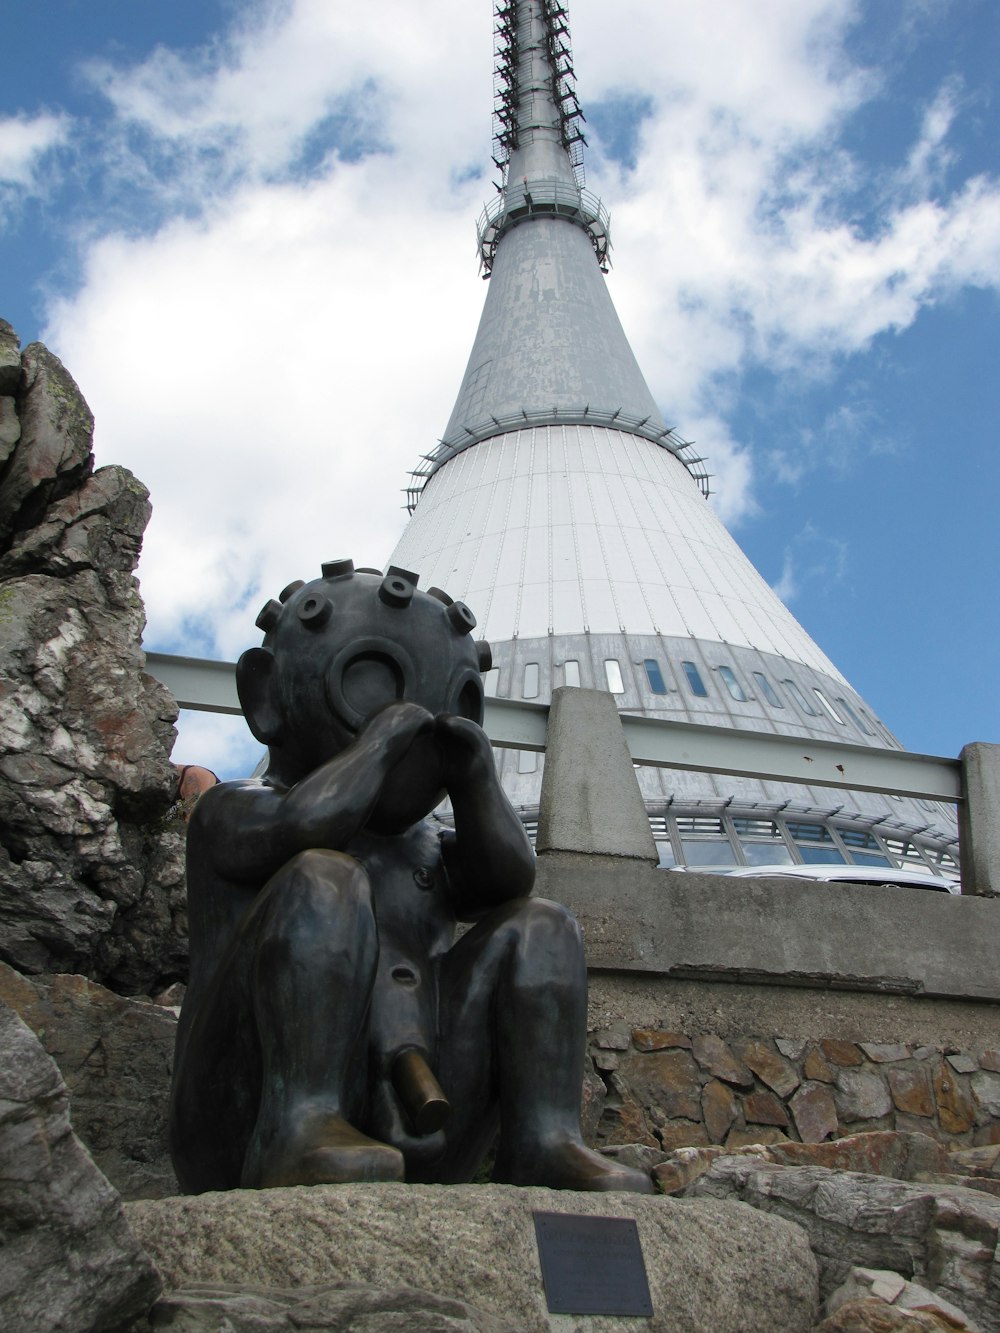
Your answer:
[435,714,495,790]
[361,700,435,754]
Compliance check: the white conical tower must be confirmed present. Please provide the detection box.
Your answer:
[389,0,958,877]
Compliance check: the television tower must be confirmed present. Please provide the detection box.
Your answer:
[389,0,958,878]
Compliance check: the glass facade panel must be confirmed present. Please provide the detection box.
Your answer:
[562,659,580,687]
[681,840,738,867]
[813,689,844,723]
[752,672,783,707]
[681,661,708,697]
[718,665,748,701]
[852,852,892,868]
[782,679,818,715]
[799,845,847,864]
[643,659,667,694]
[742,841,794,866]
[604,659,625,693]
[522,662,539,699]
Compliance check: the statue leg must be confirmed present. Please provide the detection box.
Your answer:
[171,849,404,1192]
[242,849,405,1188]
[433,897,653,1193]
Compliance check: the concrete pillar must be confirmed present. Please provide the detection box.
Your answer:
[958,742,1000,896]
[536,687,658,861]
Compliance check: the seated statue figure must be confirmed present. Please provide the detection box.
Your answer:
[169,560,652,1195]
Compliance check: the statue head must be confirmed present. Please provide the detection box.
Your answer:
[236,560,492,808]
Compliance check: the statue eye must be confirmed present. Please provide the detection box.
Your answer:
[340,653,404,718]
[456,679,484,721]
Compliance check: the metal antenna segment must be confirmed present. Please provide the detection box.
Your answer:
[482,0,608,275]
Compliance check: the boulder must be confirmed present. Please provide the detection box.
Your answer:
[686,1156,1000,1329]
[0,325,185,994]
[0,1001,160,1331]
[0,961,178,1199]
[136,1282,516,1331]
[126,1181,819,1333]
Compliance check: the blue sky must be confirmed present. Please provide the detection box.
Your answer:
[2,0,998,778]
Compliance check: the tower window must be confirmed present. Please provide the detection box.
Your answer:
[782,679,818,716]
[681,661,708,697]
[718,665,747,702]
[643,659,667,694]
[483,667,500,697]
[604,659,625,694]
[517,749,537,774]
[836,696,874,736]
[752,672,783,707]
[562,660,580,687]
[522,662,539,699]
[813,689,844,724]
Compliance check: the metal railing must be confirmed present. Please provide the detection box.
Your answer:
[145,652,1000,894]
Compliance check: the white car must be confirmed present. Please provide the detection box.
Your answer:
[719,864,960,894]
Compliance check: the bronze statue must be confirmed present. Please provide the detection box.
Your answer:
[169,561,652,1195]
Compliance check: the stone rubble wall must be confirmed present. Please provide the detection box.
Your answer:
[586,1025,1000,1157]
[0,320,187,995]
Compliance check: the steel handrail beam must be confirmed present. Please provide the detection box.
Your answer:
[144,653,962,804]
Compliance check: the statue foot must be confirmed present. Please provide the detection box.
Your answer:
[247,1114,405,1189]
[493,1135,654,1195]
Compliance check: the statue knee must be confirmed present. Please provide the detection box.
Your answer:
[509,896,583,956]
[266,849,373,929]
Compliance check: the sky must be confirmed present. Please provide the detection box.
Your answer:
[2,0,998,780]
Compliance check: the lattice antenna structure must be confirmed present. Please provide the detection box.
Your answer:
[491,0,588,189]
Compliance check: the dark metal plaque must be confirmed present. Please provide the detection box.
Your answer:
[532,1211,653,1317]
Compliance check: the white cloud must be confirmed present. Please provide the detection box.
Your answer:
[0,112,68,212]
[33,0,1000,779]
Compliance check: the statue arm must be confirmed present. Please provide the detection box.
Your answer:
[436,715,535,918]
[194,702,434,883]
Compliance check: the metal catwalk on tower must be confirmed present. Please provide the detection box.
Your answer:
[389,0,959,878]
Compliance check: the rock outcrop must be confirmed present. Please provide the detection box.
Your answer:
[0,960,178,1200]
[0,320,185,994]
[0,1001,161,1331]
[686,1154,1000,1330]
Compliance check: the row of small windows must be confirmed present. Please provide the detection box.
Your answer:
[648,812,958,876]
[491,656,884,742]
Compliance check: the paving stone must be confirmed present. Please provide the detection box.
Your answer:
[790,1081,839,1143]
[592,1029,631,1051]
[835,1070,893,1123]
[691,1034,754,1088]
[631,1029,691,1052]
[805,1047,837,1083]
[946,1053,979,1075]
[616,1047,703,1121]
[889,1068,935,1119]
[656,1119,710,1152]
[821,1040,865,1067]
[972,1125,1000,1147]
[597,1101,658,1148]
[978,1051,1000,1074]
[593,1050,619,1072]
[744,1089,790,1127]
[934,1063,975,1135]
[702,1078,739,1143]
[776,1038,809,1061]
[970,1071,1000,1120]
[736,1039,800,1098]
[912,1047,940,1062]
[860,1044,910,1064]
